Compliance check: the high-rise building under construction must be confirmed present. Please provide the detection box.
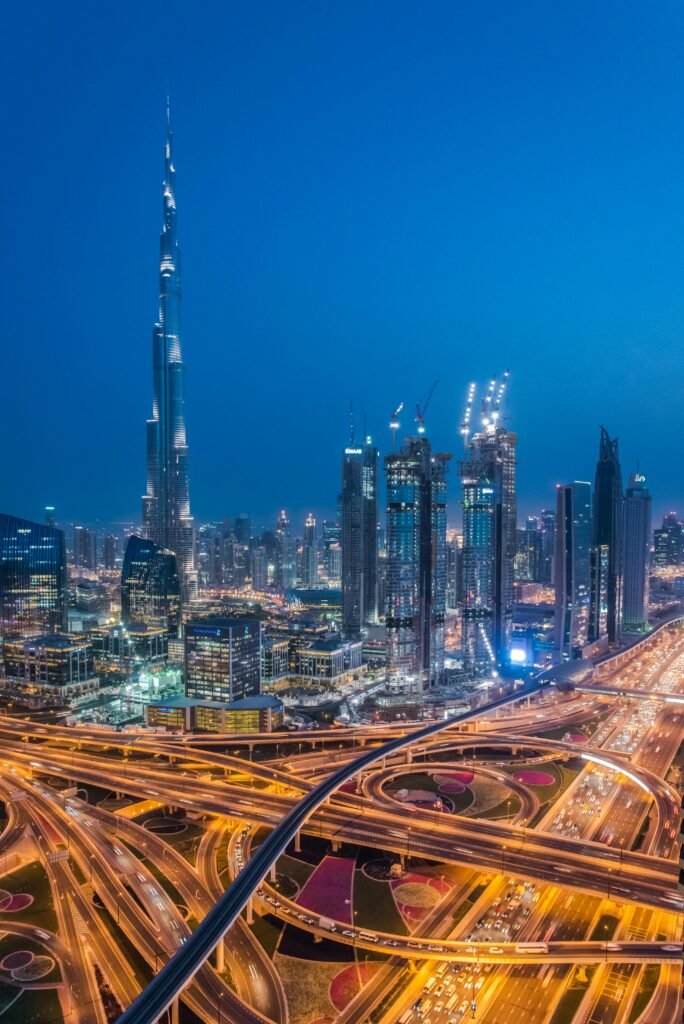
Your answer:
[384,424,449,691]
[460,374,517,675]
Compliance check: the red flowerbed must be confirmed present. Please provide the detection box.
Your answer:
[297,855,355,922]
[329,962,382,1010]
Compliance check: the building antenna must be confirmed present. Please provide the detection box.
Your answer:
[349,401,355,445]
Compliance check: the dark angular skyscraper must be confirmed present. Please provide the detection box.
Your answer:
[590,427,623,643]
[142,103,197,601]
[342,434,378,636]
[121,535,181,636]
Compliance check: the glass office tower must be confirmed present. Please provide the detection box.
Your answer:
[622,473,651,632]
[121,535,181,635]
[554,482,592,659]
[384,436,449,691]
[342,435,378,637]
[0,513,68,636]
[460,425,517,674]
[590,427,623,643]
[185,617,261,702]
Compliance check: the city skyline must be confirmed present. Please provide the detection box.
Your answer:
[5,4,684,525]
[0,8,682,1022]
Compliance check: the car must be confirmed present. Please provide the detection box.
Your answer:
[661,944,682,953]
[489,946,504,954]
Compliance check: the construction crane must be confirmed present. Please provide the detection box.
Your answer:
[460,382,477,451]
[415,379,438,434]
[389,401,404,450]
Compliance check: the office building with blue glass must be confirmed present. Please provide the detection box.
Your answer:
[0,513,68,636]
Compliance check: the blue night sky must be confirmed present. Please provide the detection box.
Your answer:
[3,1,684,531]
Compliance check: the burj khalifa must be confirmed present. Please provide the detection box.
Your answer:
[142,103,197,600]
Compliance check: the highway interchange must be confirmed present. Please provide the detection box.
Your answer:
[0,622,680,1024]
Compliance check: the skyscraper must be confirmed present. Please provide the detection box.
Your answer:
[540,508,556,584]
[73,525,97,571]
[0,513,68,636]
[185,617,261,703]
[142,102,197,602]
[385,435,449,690]
[121,535,181,635]
[590,427,623,643]
[302,514,318,586]
[554,482,592,659]
[460,381,517,674]
[653,514,682,569]
[342,435,378,636]
[103,534,118,570]
[622,473,651,632]
[274,511,296,591]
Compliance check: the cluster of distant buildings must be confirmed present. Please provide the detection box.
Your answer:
[0,109,664,731]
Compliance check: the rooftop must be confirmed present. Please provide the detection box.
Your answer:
[148,694,282,711]
[186,616,261,633]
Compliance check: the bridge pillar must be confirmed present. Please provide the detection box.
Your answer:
[171,997,179,1024]
[246,897,254,925]
[294,830,301,853]
[331,840,340,852]
[406,748,413,765]
[215,939,224,972]
[269,864,277,882]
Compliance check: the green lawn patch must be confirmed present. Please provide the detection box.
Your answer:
[549,965,595,1024]
[628,965,660,1022]
[0,933,61,984]
[0,986,63,1024]
[251,912,284,957]
[353,869,407,935]
[589,914,619,941]
[0,861,57,933]
[276,854,315,890]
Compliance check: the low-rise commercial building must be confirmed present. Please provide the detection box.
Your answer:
[146,693,283,733]
[2,633,99,703]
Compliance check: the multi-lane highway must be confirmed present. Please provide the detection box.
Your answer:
[0,621,681,1024]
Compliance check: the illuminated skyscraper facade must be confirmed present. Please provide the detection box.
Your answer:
[460,425,517,674]
[384,436,449,690]
[274,511,296,591]
[342,436,378,636]
[302,514,318,586]
[554,482,591,659]
[142,104,197,601]
[622,473,651,632]
[0,513,68,636]
[589,427,623,643]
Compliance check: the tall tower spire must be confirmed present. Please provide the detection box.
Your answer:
[142,102,197,602]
